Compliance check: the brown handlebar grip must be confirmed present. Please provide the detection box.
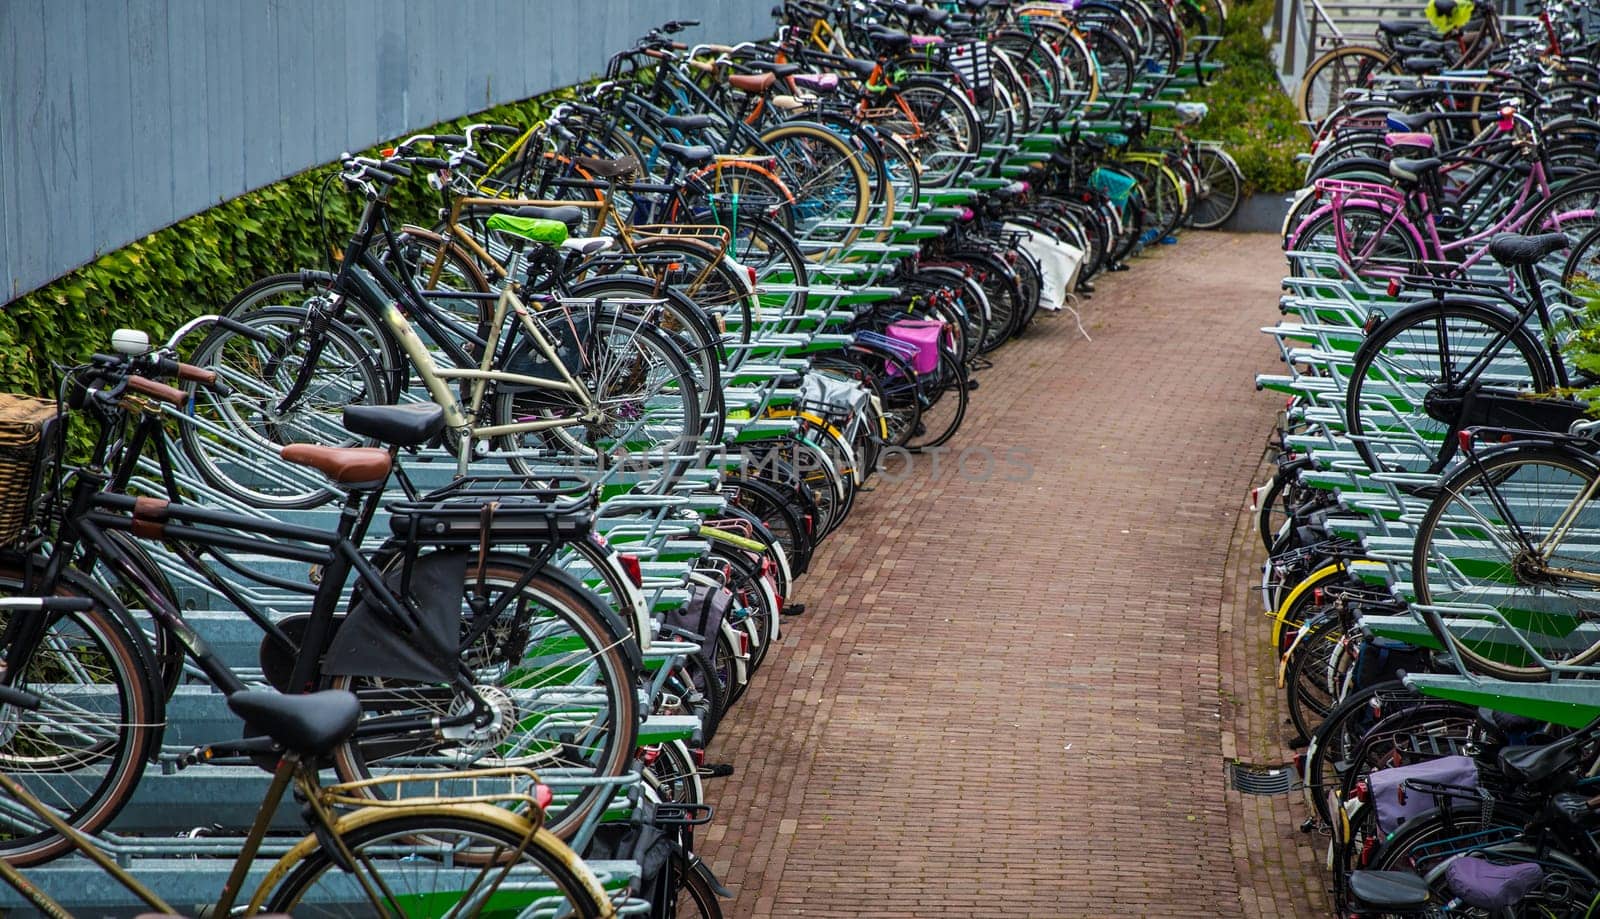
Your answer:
[127,375,189,407]
[177,363,217,385]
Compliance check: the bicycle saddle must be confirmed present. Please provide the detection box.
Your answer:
[1388,156,1441,183]
[1385,110,1437,131]
[461,203,586,231]
[227,690,360,756]
[1379,19,1428,37]
[1387,86,1444,105]
[572,154,640,179]
[280,444,392,488]
[791,72,840,93]
[1347,871,1431,909]
[343,402,445,448]
[1487,232,1568,267]
[659,113,721,133]
[747,60,804,78]
[1400,55,1447,74]
[868,29,914,53]
[838,58,880,79]
[727,72,777,94]
[659,141,716,166]
[1498,731,1585,785]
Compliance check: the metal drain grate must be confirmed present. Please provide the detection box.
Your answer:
[1227,760,1297,796]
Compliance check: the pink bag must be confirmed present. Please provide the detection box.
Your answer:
[886,320,943,374]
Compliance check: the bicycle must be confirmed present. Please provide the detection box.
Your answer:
[0,621,616,918]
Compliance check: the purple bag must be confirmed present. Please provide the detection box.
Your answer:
[1369,754,1478,834]
[1445,855,1543,910]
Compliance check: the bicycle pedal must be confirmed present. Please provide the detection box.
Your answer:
[1160,235,1178,245]
[701,763,736,778]
[1108,262,1131,272]
[1299,817,1318,834]
[1288,734,1309,750]
[780,602,806,617]
[965,379,979,392]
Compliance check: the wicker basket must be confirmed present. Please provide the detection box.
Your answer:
[0,395,60,546]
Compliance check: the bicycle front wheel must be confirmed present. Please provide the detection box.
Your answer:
[752,122,872,253]
[1413,445,1600,679]
[260,809,613,918]
[0,587,156,866]
[182,305,389,509]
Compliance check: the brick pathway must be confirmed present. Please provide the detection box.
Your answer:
[699,233,1319,917]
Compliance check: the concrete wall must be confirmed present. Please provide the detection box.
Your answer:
[0,0,772,301]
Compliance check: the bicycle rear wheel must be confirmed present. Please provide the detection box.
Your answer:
[1344,300,1554,475]
[329,557,640,841]
[260,810,611,918]
[1189,146,1243,230]
[1413,445,1600,680]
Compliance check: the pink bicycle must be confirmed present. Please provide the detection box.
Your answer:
[1285,107,1596,282]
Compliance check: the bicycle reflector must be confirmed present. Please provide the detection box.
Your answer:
[618,554,643,589]
[534,783,555,811]
[1497,106,1516,133]
[1386,277,1400,298]
[1458,430,1475,452]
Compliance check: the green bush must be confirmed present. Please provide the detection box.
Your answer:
[1179,0,1305,195]
[0,93,560,397]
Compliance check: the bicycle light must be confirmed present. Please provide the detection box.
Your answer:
[1458,431,1475,452]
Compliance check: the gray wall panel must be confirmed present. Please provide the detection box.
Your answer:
[4,0,772,300]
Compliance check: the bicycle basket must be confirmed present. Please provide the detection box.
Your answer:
[1090,168,1136,206]
[0,395,59,546]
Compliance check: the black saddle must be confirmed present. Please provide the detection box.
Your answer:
[868,28,913,53]
[1400,55,1446,74]
[748,60,804,78]
[839,57,880,79]
[1347,871,1431,909]
[1498,731,1585,784]
[1379,20,1427,37]
[1487,232,1568,268]
[659,113,720,133]
[228,690,361,756]
[1389,156,1441,184]
[660,142,716,167]
[344,402,446,447]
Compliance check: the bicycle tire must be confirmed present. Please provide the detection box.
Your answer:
[1295,46,1394,127]
[329,557,640,841]
[181,305,389,510]
[751,122,872,254]
[260,808,611,918]
[0,581,157,867]
[1344,298,1554,476]
[1189,146,1243,230]
[1412,443,1600,680]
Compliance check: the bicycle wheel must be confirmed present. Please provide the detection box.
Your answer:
[1302,681,1421,827]
[1413,444,1600,680]
[0,586,156,866]
[672,856,727,919]
[493,308,701,495]
[1284,612,1349,743]
[1295,46,1393,127]
[881,78,983,189]
[1344,299,1554,475]
[906,351,970,451]
[1287,201,1425,281]
[1124,160,1184,244]
[752,122,872,252]
[260,810,611,918]
[329,557,640,841]
[1189,146,1243,229]
[181,306,389,509]
[642,737,705,806]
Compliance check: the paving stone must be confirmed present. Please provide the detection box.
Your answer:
[701,234,1318,917]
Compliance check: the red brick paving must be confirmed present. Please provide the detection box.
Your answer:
[699,234,1322,917]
